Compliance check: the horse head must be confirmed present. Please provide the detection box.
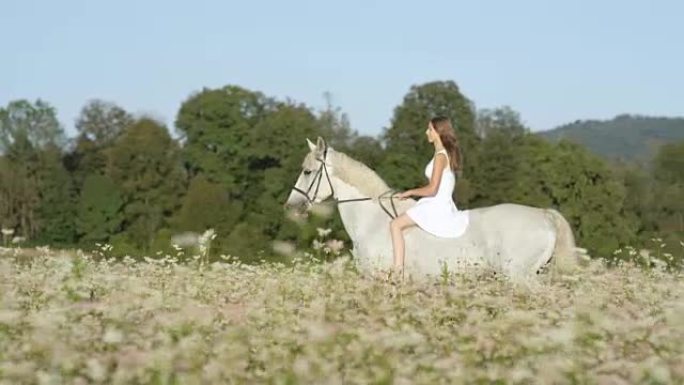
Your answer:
[284,136,336,212]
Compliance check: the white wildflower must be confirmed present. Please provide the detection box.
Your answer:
[310,204,334,218]
[0,310,21,325]
[171,231,199,248]
[316,227,332,238]
[86,358,106,382]
[312,239,324,251]
[102,328,123,344]
[325,239,344,255]
[198,228,217,258]
[272,241,295,256]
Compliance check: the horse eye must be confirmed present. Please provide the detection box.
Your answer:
[303,170,312,176]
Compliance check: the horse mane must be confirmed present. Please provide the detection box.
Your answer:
[330,150,391,197]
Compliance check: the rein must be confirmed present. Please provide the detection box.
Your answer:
[291,146,400,219]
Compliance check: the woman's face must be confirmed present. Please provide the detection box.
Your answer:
[425,122,437,143]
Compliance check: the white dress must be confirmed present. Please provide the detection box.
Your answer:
[406,149,470,238]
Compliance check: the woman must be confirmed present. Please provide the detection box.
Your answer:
[390,116,470,272]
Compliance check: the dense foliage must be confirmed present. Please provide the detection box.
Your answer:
[0,82,682,264]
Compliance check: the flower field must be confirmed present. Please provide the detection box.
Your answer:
[1,248,683,385]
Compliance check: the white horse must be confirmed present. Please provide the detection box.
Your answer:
[285,137,582,280]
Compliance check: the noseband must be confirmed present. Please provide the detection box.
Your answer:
[292,146,399,219]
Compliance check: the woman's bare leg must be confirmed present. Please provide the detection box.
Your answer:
[389,214,416,273]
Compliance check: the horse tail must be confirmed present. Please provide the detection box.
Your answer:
[545,208,581,274]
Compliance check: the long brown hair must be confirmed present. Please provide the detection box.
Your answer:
[430,116,462,175]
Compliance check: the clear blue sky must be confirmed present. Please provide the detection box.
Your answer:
[2,0,682,137]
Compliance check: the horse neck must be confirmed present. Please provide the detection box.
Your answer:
[329,151,389,197]
[330,176,389,237]
[328,151,401,237]
[330,175,369,202]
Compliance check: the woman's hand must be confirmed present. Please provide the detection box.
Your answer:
[396,190,413,200]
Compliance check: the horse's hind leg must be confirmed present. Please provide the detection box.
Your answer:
[513,240,555,284]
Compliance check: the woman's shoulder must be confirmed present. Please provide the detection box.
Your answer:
[434,149,448,159]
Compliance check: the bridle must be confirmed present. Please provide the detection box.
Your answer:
[291,146,400,219]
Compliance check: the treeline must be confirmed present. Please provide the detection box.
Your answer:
[0,81,681,265]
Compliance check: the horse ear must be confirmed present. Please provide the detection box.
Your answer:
[306,138,316,152]
[316,137,326,151]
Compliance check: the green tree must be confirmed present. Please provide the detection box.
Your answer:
[76,174,124,244]
[172,174,239,234]
[653,141,684,185]
[468,132,525,207]
[347,136,384,168]
[317,92,356,151]
[524,139,637,257]
[616,163,655,236]
[107,118,185,250]
[241,102,323,256]
[0,157,23,232]
[175,85,271,192]
[379,81,477,196]
[66,100,134,188]
[75,99,133,146]
[475,106,527,139]
[0,99,65,239]
[65,136,105,187]
[34,145,77,245]
[652,141,684,240]
[176,86,334,259]
[224,221,272,263]
[467,107,530,207]
[0,99,64,152]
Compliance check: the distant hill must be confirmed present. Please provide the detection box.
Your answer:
[538,114,684,162]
